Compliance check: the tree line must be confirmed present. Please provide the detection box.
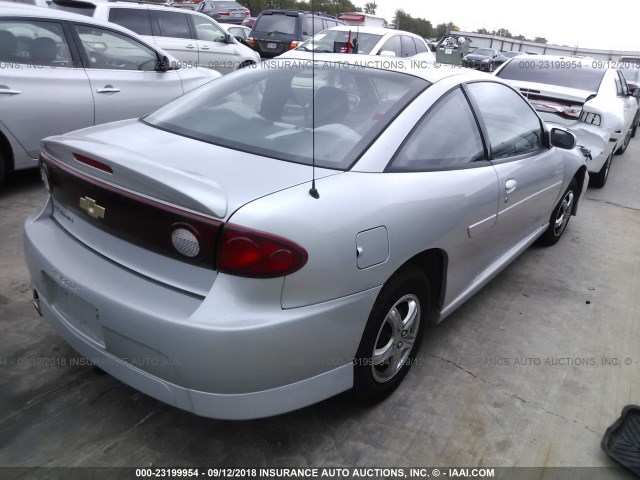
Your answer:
[394,10,547,44]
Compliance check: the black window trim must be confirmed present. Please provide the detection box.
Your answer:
[463,79,549,165]
[385,84,491,173]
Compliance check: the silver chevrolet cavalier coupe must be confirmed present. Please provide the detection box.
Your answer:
[24,56,588,419]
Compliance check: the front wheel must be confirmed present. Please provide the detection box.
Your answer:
[537,179,578,246]
[353,265,429,402]
[0,150,5,187]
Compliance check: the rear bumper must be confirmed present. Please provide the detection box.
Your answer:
[24,202,380,419]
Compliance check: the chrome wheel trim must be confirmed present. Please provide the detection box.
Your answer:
[553,189,574,236]
[371,294,421,383]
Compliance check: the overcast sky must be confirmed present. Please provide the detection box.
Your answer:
[350,0,640,52]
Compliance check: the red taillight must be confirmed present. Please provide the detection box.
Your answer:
[74,153,113,174]
[244,10,249,15]
[288,41,300,50]
[219,11,230,15]
[248,37,256,48]
[218,224,307,278]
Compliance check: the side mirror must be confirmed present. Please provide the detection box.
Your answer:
[549,127,576,150]
[156,55,171,72]
[224,33,233,43]
[379,50,396,58]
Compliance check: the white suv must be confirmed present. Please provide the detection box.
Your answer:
[51,0,260,74]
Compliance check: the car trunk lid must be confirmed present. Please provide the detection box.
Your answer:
[506,80,596,126]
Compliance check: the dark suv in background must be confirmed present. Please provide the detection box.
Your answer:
[249,10,344,58]
[197,0,250,24]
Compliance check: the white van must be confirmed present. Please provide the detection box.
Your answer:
[51,0,260,74]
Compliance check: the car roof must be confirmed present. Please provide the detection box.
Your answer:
[274,54,495,83]
[326,25,421,38]
[1,2,102,20]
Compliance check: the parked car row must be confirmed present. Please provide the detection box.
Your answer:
[283,25,435,61]
[51,0,260,73]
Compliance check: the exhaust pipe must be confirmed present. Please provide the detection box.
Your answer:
[33,289,43,317]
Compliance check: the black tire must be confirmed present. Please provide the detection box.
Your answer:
[537,179,578,246]
[237,61,254,70]
[632,120,638,138]
[589,153,612,188]
[0,151,5,188]
[615,130,631,155]
[488,62,495,73]
[353,265,430,403]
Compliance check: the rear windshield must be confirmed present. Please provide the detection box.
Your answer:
[253,14,297,35]
[143,61,429,170]
[298,30,383,54]
[497,58,606,92]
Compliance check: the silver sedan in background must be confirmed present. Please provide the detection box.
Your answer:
[24,56,588,419]
[0,4,220,186]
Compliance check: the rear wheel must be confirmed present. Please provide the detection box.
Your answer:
[537,179,578,246]
[590,153,612,188]
[631,120,638,138]
[0,151,6,188]
[237,61,254,70]
[353,265,429,402]
[615,130,631,155]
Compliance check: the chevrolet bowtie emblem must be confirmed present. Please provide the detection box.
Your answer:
[79,197,105,220]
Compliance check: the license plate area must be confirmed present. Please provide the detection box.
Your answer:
[267,42,277,49]
[45,272,105,346]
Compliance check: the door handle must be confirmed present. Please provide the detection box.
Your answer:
[186,44,196,49]
[97,85,120,93]
[0,85,21,95]
[505,179,518,194]
[200,45,210,50]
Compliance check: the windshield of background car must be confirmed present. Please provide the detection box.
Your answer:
[143,61,429,170]
[497,58,606,91]
[474,49,494,56]
[298,30,383,54]
[253,14,297,35]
